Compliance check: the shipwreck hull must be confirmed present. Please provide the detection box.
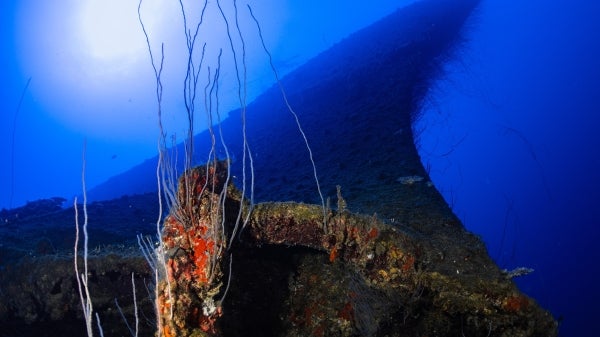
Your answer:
[0,0,557,336]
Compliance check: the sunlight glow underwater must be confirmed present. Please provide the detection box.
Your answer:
[16,0,161,139]
[79,0,149,62]
[15,0,268,141]
[5,0,417,213]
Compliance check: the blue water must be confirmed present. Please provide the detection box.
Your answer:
[415,1,600,335]
[1,0,599,336]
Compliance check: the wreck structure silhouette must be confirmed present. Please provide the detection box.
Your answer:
[0,0,558,336]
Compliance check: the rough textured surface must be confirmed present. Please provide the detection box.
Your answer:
[0,253,156,337]
[0,192,557,336]
[241,201,558,336]
[145,157,557,336]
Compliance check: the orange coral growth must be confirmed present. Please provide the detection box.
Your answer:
[401,255,415,272]
[162,325,174,337]
[329,246,339,263]
[198,306,222,333]
[199,316,214,333]
[503,295,530,312]
[157,164,230,337]
[347,226,359,239]
[157,293,171,315]
[163,216,187,249]
[338,301,354,321]
[367,227,378,239]
[192,237,215,283]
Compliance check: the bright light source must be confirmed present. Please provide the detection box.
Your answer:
[78,0,145,61]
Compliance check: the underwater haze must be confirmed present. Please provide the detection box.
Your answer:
[1,0,417,209]
[414,1,600,336]
[1,0,599,336]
